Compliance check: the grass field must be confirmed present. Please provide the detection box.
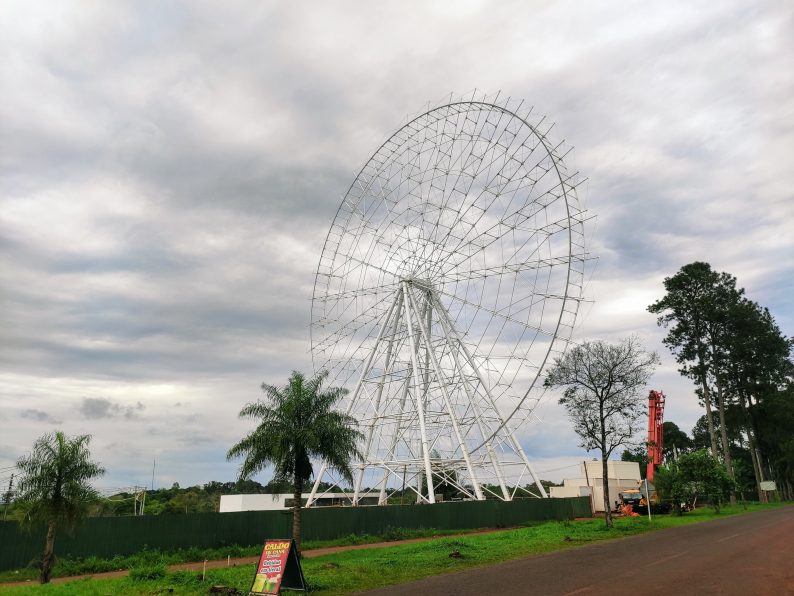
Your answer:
[0,526,469,584]
[1,503,786,595]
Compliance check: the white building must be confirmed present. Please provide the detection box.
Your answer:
[219,492,376,512]
[549,460,642,513]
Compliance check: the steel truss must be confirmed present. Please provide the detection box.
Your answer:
[309,92,590,506]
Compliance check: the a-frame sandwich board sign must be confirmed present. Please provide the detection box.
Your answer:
[249,538,306,594]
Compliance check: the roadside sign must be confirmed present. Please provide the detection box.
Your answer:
[249,539,306,594]
[760,481,777,491]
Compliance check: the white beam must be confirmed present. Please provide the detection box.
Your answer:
[405,287,484,500]
[402,281,436,504]
[430,290,548,498]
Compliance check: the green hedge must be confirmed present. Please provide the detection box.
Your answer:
[0,497,589,571]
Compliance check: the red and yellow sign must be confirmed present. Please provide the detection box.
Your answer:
[249,539,304,594]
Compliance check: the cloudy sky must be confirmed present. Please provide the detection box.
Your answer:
[2,1,792,492]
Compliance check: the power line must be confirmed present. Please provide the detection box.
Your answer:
[537,462,580,475]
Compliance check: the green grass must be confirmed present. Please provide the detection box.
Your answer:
[0,526,466,584]
[1,503,787,595]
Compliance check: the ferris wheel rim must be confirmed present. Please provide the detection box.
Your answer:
[310,95,587,435]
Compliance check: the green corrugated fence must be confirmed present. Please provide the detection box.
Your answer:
[0,497,590,571]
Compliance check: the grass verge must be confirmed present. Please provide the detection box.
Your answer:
[0,526,466,584]
[0,503,787,595]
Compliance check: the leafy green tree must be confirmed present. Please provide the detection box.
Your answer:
[15,432,105,583]
[661,421,693,462]
[655,449,734,514]
[653,463,689,516]
[648,262,742,474]
[227,370,363,552]
[720,298,793,500]
[545,336,659,527]
[756,384,794,500]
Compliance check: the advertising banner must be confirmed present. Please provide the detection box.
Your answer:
[249,539,305,594]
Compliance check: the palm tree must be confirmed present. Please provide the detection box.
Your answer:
[227,370,363,552]
[16,432,105,583]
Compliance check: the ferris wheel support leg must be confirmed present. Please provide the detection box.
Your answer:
[311,294,401,508]
[378,375,412,505]
[353,291,404,505]
[377,296,430,505]
[430,291,548,498]
[406,288,484,501]
[432,303,509,500]
[403,282,436,504]
[307,464,327,508]
[512,436,548,498]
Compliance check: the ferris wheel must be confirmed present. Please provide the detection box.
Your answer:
[307,92,589,505]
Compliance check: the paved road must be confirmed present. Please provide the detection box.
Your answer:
[365,506,794,596]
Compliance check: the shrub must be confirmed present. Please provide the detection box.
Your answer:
[129,563,167,581]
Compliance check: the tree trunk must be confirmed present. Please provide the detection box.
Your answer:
[739,394,767,503]
[292,478,303,555]
[747,434,766,502]
[746,395,770,504]
[601,453,612,528]
[701,378,719,459]
[40,521,56,584]
[714,381,736,505]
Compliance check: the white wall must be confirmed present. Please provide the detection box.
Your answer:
[219,494,289,512]
[549,460,642,512]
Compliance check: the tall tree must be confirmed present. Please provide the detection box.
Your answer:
[227,370,363,552]
[545,336,659,527]
[15,432,104,584]
[721,299,793,499]
[661,421,693,462]
[648,262,742,481]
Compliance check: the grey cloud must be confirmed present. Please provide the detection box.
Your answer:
[177,435,215,447]
[0,0,791,488]
[79,398,145,420]
[20,409,60,424]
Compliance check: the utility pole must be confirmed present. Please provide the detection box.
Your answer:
[583,461,594,514]
[3,474,13,521]
[140,486,146,515]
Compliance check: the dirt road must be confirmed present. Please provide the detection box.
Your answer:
[365,506,794,595]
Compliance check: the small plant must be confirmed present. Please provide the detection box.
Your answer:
[129,563,167,581]
[381,525,410,541]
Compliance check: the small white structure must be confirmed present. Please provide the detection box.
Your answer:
[219,492,374,512]
[549,460,641,513]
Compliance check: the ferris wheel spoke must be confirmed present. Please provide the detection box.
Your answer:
[434,256,573,284]
[431,154,574,279]
[433,285,558,341]
[465,198,581,280]
[311,95,588,503]
[427,110,554,260]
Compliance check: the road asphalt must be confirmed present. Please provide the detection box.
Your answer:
[364,506,794,596]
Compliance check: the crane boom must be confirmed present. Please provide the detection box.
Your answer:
[646,390,665,481]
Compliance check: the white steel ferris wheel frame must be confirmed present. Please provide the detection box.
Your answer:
[308,92,590,506]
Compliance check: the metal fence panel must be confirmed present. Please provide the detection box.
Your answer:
[0,497,590,571]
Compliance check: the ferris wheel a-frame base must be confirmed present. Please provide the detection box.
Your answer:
[307,279,548,507]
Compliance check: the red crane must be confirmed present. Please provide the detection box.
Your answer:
[646,390,665,481]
